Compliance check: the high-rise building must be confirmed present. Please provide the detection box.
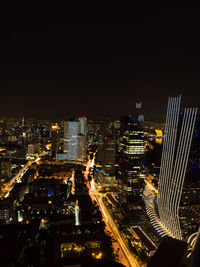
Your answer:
[120,115,144,156]
[51,124,60,158]
[79,117,87,135]
[118,102,144,192]
[180,118,200,237]
[64,121,79,160]
[87,121,99,145]
[27,143,40,155]
[120,102,144,156]
[77,134,87,162]
[63,118,87,162]
[96,135,116,176]
[157,95,198,240]
[95,119,116,177]
[78,117,87,161]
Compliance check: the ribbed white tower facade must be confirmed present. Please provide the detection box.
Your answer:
[158,95,197,240]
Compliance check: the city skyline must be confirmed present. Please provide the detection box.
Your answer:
[0,7,200,266]
[1,7,200,121]
[0,95,199,266]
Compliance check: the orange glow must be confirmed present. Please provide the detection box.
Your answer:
[155,129,163,137]
[52,124,59,130]
[155,138,162,144]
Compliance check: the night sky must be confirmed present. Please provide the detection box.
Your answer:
[0,6,200,122]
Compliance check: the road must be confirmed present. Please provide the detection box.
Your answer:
[84,158,141,266]
[89,178,141,267]
[1,151,48,199]
[84,162,129,265]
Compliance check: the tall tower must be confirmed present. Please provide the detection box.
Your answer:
[96,134,116,176]
[64,120,79,160]
[79,117,87,135]
[63,118,87,162]
[78,117,87,161]
[157,95,197,240]
[51,124,60,158]
[119,102,144,192]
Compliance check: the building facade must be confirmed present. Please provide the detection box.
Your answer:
[118,103,144,192]
[63,118,87,162]
[27,143,40,155]
[51,124,60,158]
[96,134,116,176]
[157,95,198,240]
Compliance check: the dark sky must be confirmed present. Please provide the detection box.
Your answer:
[0,6,200,122]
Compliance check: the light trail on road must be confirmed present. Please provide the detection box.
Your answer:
[1,150,48,199]
[89,178,141,267]
[84,156,141,266]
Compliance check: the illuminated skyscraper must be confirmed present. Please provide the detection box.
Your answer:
[118,102,144,192]
[64,120,79,160]
[63,118,87,162]
[158,95,198,240]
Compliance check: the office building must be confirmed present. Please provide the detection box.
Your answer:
[87,121,99,145]
[118,102,144,192]
[27,143,40,155]
[79,116,87,135]
[51,124,60,158]
[96,134,116,176]
[157,95,198,240]
[95,119,116,177]
[77,134,87,162]
[178,118,200,237]
[120,102,144,157]
[63,118,87,162]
